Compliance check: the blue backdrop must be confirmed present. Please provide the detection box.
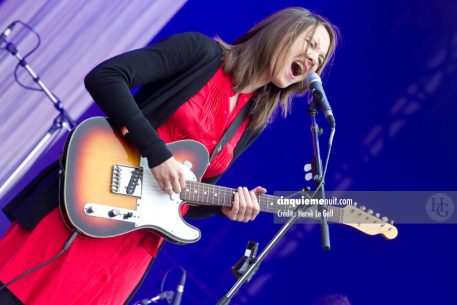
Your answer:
[118,1,457,304]
[2,0,457,304]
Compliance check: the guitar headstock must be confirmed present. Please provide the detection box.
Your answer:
[341,203,398,240]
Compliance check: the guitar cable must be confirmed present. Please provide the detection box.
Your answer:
[0,230,79,291]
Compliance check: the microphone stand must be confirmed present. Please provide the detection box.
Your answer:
[0,37,76,202]
[216,200,316,305]
[308,100,331,251]
[217,97,336,304]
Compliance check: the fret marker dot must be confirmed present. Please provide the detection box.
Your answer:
[214,193,218,196]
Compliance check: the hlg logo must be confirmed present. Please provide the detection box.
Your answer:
[426,193,454,222]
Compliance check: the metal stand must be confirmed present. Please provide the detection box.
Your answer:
[308,101,331,251]
[0,37,75,201]
[217,95,336,304]
[216,195,317,305]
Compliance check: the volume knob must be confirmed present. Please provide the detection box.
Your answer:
[85,205,96,214]
[109,209,121,218]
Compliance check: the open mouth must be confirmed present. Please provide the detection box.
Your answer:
[291,61,305,77]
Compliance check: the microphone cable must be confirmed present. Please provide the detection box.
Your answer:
[0,230,79,291]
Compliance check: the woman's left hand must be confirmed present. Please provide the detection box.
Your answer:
[222,186,267,222]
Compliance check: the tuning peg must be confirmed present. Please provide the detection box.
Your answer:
[305,173,313,181]
[390,220,395,225]
[375,213,380,218]
[353,202,358,207]
[367,209,373,215]
[360,205,366,211]
[304,164,312,172]
[382,216,389,222]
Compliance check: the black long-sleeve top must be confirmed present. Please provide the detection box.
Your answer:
[3,32,264,227]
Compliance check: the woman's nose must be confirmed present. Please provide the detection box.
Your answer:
[307,50,319,71]
[306,52,318,71]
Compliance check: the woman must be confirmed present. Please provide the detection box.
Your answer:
[0,7,337,305]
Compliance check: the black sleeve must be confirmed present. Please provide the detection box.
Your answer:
[84,32,212,168]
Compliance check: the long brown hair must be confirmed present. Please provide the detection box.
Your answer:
[216,7,339,130]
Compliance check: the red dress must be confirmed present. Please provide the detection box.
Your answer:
[0,67,253,305]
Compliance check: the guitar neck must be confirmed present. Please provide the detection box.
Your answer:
[181,180,343,223]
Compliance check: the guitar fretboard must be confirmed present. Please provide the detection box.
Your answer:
[180,180,343,222]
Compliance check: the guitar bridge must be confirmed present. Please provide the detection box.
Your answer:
[111,164,143,197]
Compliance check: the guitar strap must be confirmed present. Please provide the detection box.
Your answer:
[209,101,253,162]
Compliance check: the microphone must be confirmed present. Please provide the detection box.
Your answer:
[171,269,186,305]
[0,21,17,45]
[304,72,336,128]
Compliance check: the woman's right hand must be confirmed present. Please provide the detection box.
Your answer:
[150,157,187,195]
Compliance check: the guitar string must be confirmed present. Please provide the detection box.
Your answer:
[185,181,276,211]
[181,181,348,223]
[134,174,344,218]
[138,170,271,205]
[174,182,387,227]
[115,173,398,233]
[125,172,397,227]
[115,160,392,228]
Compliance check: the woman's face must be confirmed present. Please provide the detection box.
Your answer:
[270,24,331,88]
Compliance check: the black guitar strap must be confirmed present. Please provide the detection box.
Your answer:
[209,101,253,162]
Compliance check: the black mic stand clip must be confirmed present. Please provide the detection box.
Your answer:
[230,240,259,281]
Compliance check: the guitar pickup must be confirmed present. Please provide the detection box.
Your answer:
[111,164,143,197]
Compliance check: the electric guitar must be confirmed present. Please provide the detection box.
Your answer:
[59,117,398,244]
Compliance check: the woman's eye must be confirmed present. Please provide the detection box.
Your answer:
[306,39,316,48]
